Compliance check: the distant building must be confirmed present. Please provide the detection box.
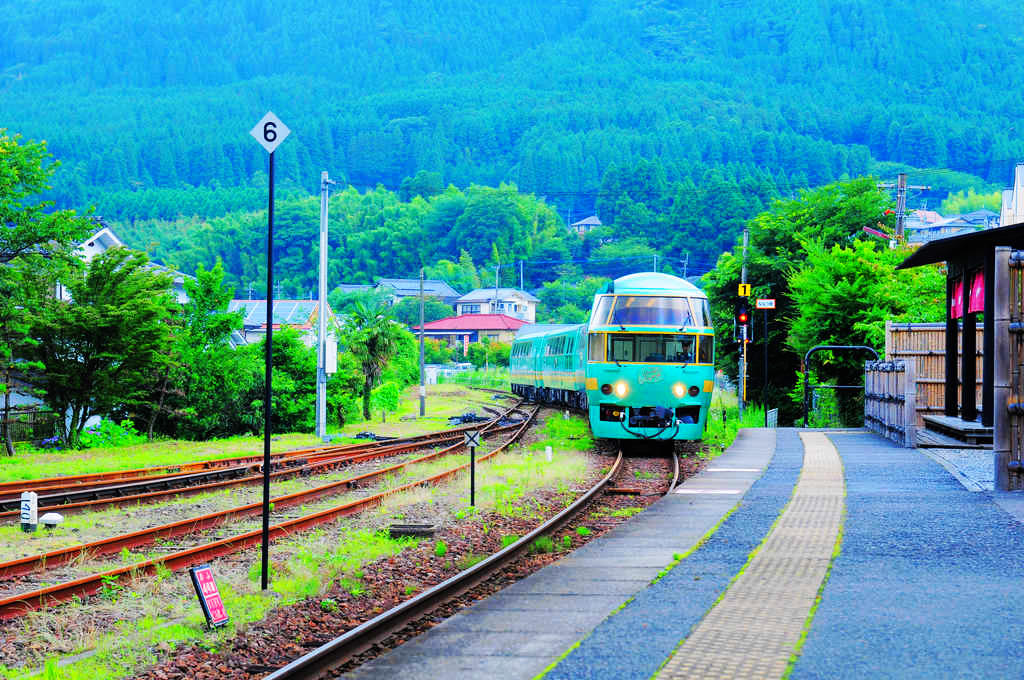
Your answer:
[905,209,999,244]
[375,278,461,306]
[414,313,530,346]
[570,215,602,236]
[1003,164,1024,226]
[455,288,539,322]
[70,224,190,303]
[227,299,337,347]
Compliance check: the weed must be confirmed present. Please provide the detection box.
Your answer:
[404,584,417,596]
[561,535,572,550]
[320,598,338,612]
[339,577,367,597]
[500,535,519,548]
[456,553,486,570]
[634,470,656,479]
[434,540,448,557]
[99,574,123,602]
[576,527,592,537]
[530,536,555,554]
[609,506,644,518]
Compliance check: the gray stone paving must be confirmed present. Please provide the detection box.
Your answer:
[789,433,1024,679]
[341,429,780,680]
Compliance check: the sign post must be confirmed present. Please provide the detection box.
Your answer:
[464,430,481,506]
[188,564,230,628]
[756,299,775,427]
[250,111,290,590]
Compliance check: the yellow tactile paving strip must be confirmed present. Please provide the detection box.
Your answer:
[657,432,844,680]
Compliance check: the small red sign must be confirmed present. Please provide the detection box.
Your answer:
[189,565,229,628]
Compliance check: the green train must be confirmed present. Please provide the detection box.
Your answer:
[510,272,715,441]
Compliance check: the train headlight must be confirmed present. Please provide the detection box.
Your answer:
[672,383,686,399]
[613,381,629,398]
[688,385,701,397]
[600,383,613,395]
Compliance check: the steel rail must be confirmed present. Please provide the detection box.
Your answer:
[0,417,505,502]
[0,407,538,619]
[0,422,521,522]
[0,419,523,581]
[1,402,527,511]
[667,449,681,493]
[0,427,476,515]
[263,445,623,680]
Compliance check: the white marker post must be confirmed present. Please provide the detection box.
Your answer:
[250,111,291,591]
[20,492,37,533]
[464,430,481,506]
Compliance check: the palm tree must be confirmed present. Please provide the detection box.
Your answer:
[344,301,403,420]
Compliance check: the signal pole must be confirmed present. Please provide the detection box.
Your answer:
[877,173,931,240]
[419,267,426,417]
[739,227,749,421]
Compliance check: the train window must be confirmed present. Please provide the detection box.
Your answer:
[589,333,604,361]
[609,336,634,362]
[607,333,697,363]
[592,296,614,325]
[609,297,694,327]
[698,335,714,363]
[690,298,711,327]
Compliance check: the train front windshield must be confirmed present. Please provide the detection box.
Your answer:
[607,333,696,363]
[593,295,711,327]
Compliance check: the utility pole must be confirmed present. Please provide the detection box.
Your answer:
[654,254,658,272]
[419,267,426,417]
[315,171,333,441]
[739,227,749,422]
[878,173,931,240]
[494,264,500,314]
[520,260,524,290]
[683,253,689,279]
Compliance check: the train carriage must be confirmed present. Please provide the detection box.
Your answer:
[511,272,714,441]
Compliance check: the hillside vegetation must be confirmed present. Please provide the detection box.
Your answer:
[3,0,1019,223]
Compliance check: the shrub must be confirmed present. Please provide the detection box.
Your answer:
[79,419,146,449]
[434,540,448,557]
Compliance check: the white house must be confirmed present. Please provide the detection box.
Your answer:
[455,288,539,323]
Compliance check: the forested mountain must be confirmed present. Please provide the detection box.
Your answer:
[3,0,1023,284]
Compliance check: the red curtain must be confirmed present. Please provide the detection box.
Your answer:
[968,270,985,314]
[951,279,964,319]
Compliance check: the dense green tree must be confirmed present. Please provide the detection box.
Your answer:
[390,296,454,328]
[0,131,96,452]
[703,177,897,424]
[787,239,945,425]
[20,248,177,447]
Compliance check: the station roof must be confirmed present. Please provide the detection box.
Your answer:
[896,221,1024,270]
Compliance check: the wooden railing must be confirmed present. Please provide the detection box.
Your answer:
[864,360,916,447]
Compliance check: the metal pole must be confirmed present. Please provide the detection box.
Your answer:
[470,445,476,506]
[895,172,907,240]
[261,150,275,591]
[739,228,748,422]
[419,267,425,417]
[764,308,769,427]
[683,253,688,279]
[520,260,524,290]
[316,171,330,441]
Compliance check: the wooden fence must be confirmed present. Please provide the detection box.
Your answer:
[997,248,1022,490]
[864,360,917,447]
[884,320,983,427]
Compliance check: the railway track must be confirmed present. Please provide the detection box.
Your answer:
[0,406,525,516]
[263,444,680,680]
[0,405,537,620]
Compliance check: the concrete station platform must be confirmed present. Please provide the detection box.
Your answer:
[342,428,1024,680]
